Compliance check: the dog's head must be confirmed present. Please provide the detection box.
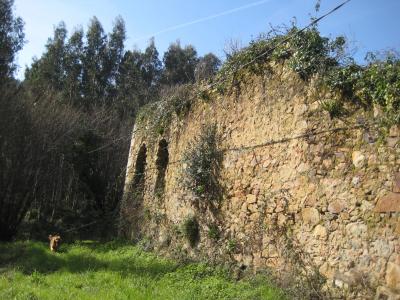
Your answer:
[48,234,61,250]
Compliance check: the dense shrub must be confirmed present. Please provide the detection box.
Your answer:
[182,124,222,204]
[324,54,400,124]
[356,56,400,123]
[285,28,344,80]
[320,99,344,119]
[182,216,200,247]
[324,63,363,99]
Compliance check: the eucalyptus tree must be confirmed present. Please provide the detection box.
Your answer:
[162,41,198,85]
[0,0,24,81]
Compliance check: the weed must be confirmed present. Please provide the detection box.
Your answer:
[182,216,200,247]
[207,224,220,241]
[198,89,211,102]
[321,99,344,119]
[171,95,191,118]
[226,239,237,254]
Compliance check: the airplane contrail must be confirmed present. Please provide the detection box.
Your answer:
[132,0,274,42]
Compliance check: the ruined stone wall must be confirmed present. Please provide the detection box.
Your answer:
[121,63,400,299]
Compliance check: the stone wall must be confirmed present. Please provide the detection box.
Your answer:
[121,63,400,299]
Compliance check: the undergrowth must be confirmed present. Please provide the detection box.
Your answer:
[0,241,286,300]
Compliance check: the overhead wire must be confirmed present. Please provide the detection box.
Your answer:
[90,0,353,155]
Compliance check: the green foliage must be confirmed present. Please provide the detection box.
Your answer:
[170,86,192,118]
[214,25,346,93]
[216,38,275,89]
[207,224,220,241]
[0,0,25,80]
[213,23,399,125]
[195,53,221,82]
[324,63,363,99]
[324,54,400,124]
[0,241,285,299]
[356,56,400,123]
[226,239,237,254]
[182,216,200,247]
[162,41,198,85]
[320,99,344,119]
[285,28,343,80]
[182,124,222,203]
[198,89,211,102]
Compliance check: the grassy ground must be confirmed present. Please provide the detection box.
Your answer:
[0,240,286,300]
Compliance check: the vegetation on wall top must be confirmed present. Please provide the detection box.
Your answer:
[213,24,400,125]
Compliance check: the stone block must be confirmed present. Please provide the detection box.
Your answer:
[313,224,328,240]
[386,262,400,291]
[374,193,400,213]
[277,214,287,227]
[387,137,399,147]
[302,208,320,226]
[248,203,258,213]
[389,125,400,137]
[375,286,400,300]
[346,222,368,238]
[394,173,400,193]
[249,212,260,222]
[352,151,366,168]
[246,194,257,204]
[328,199,346,214]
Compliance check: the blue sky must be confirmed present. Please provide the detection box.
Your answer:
[14,0,400,78]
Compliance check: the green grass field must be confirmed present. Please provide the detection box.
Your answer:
[0,241,285,300]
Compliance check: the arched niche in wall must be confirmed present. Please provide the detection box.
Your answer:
[132,144,147,198]
[154,139,169,196]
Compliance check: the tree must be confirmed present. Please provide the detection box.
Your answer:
[115,50,147,118]
[0,0,24,81]
[24,22,68,97]
[142,38,162,87]
[0,86,38,241]
[106,16,126,98]
[82,17,108,106]
[162,41,198,85]
[195,53,221,82]
[64,28,84,105]
[43,22,68,91]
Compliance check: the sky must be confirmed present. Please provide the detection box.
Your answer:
[13,0,400,79]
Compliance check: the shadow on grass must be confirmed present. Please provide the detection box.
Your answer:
[0,241,177,279]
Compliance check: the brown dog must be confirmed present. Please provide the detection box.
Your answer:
[48,234,61,252]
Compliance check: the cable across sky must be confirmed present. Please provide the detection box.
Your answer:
[132,0,275,42]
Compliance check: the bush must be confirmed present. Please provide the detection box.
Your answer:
[182,124,222,204]
[324,63,363,99]
[324,54,400,124]
[356,56,400,123]
[321,99,344,119]
[285,27,344,80]
[182,216,199,247]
